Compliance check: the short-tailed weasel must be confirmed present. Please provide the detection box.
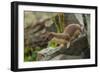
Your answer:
[50,24,84,48]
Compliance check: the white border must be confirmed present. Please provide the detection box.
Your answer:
[18,5,96,68]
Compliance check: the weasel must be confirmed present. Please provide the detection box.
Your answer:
[50,24,84,48]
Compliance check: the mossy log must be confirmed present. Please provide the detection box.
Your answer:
[51,54,83,60]
[36,34,89,61]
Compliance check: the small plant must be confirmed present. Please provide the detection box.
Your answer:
[48,39,57,48]
[24,47,43,61]
[48,13,65,48]
[52,13,64,33]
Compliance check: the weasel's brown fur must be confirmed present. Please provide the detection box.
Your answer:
[50,24,83,48]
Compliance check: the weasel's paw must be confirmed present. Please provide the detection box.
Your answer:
[67,42,70,48]
[58,44,64,48]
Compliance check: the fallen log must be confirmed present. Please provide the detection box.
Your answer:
[36,34,89,61]
[36,47,62,61]
[51,54,83,60]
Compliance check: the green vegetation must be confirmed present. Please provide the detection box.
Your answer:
[24,12,65,61]
[24,47,43,62]
[52,13,64,33]
[48,39,57,48]
[48,13,65,48]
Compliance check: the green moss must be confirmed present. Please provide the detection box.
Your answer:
[48,40,57,48]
